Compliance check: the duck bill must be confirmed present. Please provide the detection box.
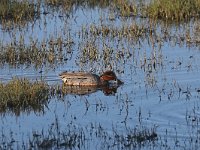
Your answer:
[117,79,124,85]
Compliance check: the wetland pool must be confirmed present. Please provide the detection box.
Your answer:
[0,1,200,149]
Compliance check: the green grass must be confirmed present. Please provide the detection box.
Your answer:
[0,78,49,114]
[145,0,200,21]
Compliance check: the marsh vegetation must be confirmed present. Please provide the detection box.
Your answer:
[0,0,200,149]
[0,78,49,115]
[0,0,40,29]
[145,0,200,21]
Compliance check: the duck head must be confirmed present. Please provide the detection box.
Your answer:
[100,71,123,85]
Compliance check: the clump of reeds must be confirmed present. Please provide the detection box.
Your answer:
[0,78,49,115]
[0,44,47,67]
[0,0,40,27]
[145,0,200,21]
[44,0,75,12]
[79,41,99,63]
[0,36,74,68]
[45,0,136,17]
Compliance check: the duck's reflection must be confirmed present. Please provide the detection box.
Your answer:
[61,84,122,96]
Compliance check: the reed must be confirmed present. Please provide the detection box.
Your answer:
[45,0,136,16]
[113,0,137,17]
[82,23,151,42]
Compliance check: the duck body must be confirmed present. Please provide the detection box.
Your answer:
[59,72,102,86]
[59,71,123,86]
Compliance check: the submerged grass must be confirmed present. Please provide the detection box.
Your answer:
[0,120,158,149]
[0,78,49,115]
[145,0,200,21]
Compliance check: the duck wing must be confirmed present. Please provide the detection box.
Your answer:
[59,72,92,79]
[59,72,100,86]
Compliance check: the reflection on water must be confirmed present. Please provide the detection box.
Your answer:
[61,84,121,96]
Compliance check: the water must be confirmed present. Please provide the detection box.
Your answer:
[0,1,200,149]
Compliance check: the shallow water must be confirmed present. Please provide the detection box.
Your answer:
[0,1,200,149]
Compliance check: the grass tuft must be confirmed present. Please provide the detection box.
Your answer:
[145,0,200,21]
[0,78,49,115]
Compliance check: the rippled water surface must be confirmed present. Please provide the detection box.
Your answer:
[0,1,200,149]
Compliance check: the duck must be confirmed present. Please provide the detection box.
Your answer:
[59,70,123,86]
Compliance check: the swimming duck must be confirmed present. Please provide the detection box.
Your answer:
[59,70,123,86]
